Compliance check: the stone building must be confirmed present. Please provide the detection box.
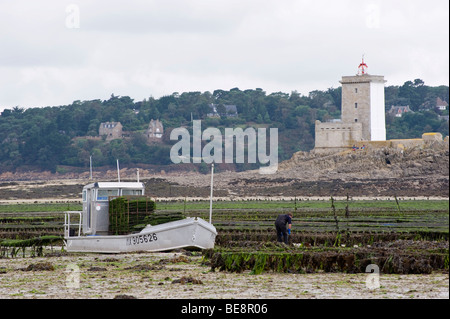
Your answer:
[436,97,448,111]
[146,119,164,141]
[99,122,123,141]
[422,132,443,142]
[315,59,386,152]
[314,121,362,150]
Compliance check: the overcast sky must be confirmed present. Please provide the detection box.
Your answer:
[0,0,448,112]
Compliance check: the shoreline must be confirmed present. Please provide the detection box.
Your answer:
[0,196,448,205]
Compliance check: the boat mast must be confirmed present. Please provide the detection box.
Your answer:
[89,156,93,180]
[117,159,120,182]
[209,163,214,224]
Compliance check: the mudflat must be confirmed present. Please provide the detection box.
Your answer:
[0,250,448,299]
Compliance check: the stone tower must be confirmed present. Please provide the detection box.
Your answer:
[340,59,386,141]
[314,58,386,152]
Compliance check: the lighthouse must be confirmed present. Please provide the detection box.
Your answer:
[314,58,387,152]
[340,57,386,141]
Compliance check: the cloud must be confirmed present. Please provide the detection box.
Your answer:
[0,0,448,112]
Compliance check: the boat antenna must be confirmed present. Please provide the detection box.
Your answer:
[117,159,120,182]
[209,163,214,224]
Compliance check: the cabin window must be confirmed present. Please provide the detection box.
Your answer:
[122,189,143,196]
[97,189,118,201]
[82,190,87,202]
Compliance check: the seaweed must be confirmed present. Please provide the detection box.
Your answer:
[203,246,449,275]
[0,235,62,258]
[109,196,156,235]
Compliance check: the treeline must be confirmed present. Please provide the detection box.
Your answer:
[0,80,448,173]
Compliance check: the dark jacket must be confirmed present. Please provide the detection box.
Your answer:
[275,214,292,226]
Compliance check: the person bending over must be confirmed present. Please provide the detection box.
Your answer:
[275,212,293,245]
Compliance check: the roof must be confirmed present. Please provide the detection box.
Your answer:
[100,122,122,128]
[436,97,448,107]
[224,105,237,113]
[83,182,145,190]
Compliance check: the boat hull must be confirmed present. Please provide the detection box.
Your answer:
[65,217,217,253]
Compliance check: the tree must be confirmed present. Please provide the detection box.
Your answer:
[0,82,448,173]
[309,90,332,109]
[327,87,341,109]
[216,104,226,117]
[256,114,264,124]
[398,79,429,111]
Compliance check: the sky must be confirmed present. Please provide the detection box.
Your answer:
[0,0,449,112]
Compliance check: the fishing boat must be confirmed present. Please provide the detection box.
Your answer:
[63,167,217,253]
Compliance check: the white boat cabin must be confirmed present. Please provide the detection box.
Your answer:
[82,182,145,235]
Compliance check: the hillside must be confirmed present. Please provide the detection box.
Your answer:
[0,81,448,173]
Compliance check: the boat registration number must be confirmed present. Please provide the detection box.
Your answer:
[126,233,158,246]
